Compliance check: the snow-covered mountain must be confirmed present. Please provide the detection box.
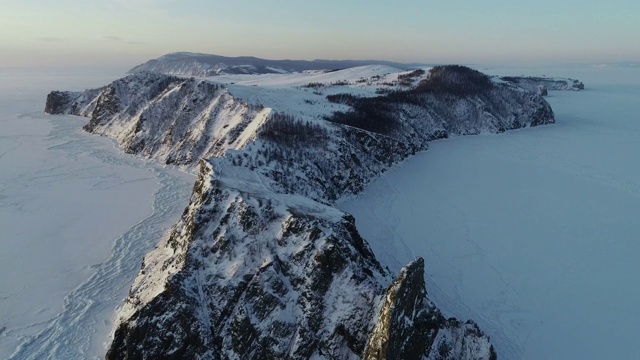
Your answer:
[46,66,554,199]
[45,64,558,359]
[47,72,269,166]
[128,52,426,77]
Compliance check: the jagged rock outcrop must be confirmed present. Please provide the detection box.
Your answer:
[106,161,495,360]
[537,85,548,96]
[106,160,389,359]
[45,90,79,114]
[45,87,105,115]
[364,258,496,360]
[44,65,559,359]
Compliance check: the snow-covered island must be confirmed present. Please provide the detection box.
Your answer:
[45,60,582,359]
[496,75,584,95]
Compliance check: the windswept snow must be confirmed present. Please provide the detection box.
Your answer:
[339,66,640,359]
[210,65,429,122]
[211,64,411,87]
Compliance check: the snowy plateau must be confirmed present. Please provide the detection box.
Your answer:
[1,59,637,359]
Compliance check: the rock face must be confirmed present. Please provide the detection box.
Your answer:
[364,258,496,360]
[105,162,495,360]
[106,161,389,359]
[45,87,104,115]
[537,85,549,96]
[45,72,269,166]
[45,65,557,359]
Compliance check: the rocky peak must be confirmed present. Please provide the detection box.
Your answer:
[364,257,433,359]
[106,160,392,359]
[364,258,495,360]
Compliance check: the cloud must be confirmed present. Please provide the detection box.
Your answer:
[101,35,124,42]
[107,0,176,12]
[100,36,145,45]
[38,37,65,43]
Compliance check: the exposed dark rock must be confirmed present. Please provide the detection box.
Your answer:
[537,85,548,96]
[107,161,390,359]
[45,90,79,114]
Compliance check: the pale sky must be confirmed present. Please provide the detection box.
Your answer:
[1,0,638,68]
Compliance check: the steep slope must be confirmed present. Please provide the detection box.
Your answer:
[106,161,495,360]
[106,160,388,359]
[128,52,425,77]
[364,258,496,360]
[220,66,554,201]
[46,72,269,166]
[45,65,555,359]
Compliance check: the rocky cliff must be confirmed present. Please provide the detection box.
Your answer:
[364,258,495,360]
[46,72,269,166]
[46,65,556,359]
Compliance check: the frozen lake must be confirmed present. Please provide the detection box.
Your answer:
[0,69,194,359]
[2,65,638,359]
[339,65,640,360]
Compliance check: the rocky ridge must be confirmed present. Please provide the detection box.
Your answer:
[46,65,557,359]
[47,72,269,166]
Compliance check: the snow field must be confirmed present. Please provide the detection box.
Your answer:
[210,65,429,123]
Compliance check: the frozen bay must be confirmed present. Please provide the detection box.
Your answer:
[339,65,640,360]
[0,69,194,359]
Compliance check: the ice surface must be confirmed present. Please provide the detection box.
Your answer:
[339,67,640,359]
[0,69,194,359]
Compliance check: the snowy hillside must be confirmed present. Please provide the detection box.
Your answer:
[129,52,424,77]
[47,72,270,167]
[46,64,557,359]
